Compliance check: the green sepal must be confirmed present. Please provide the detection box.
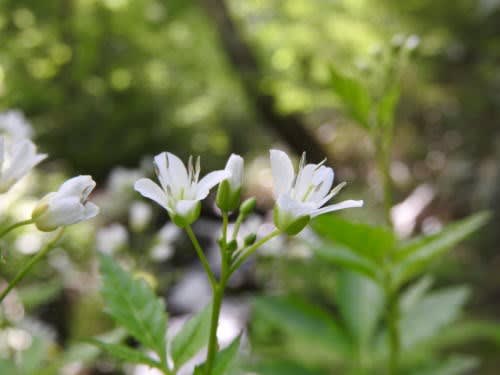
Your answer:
[273,206,310,236]
[239,197,256,218]
[169,202,201,228]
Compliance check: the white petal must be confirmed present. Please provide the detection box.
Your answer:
[225,154,244,190]
[58,175,95,198]
[195,170,230,200]
[37,197,85,230]
[134,178,168,209]
[270,149,295,197]
[310,166,334,202]
[175,199,198,216]
[277,194,314,218]
[310,200,364,217]
[294,164,316,199]
[82,202,100,220]
[166,152,188,187]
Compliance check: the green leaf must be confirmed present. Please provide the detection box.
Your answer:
[86,339,162,369]
[253,296,351,356]
[99,254,167,365]
[377,84,400,130]
[409,355,479,375]
[314,245,379,281]
[247,360,324,375]
[400,286,470,349]
[195,336,241,375]
[312,215,396,262]
[211,335,241,375]
[336,270,384,348]
[171,304,212,369]
[400,276,434,313]
[393,212,490,286]
[329,65,372,129]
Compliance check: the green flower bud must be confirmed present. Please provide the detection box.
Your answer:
[240,197,256,218]
[226,239,238,252]
[244,233,257,246]
[216,179,241,213]
[170,202,201,228]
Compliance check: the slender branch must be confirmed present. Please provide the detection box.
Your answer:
[185,226,217,288]
[231,213,244,241]
[205,282,225,375]
[0,219,34,239]
[0,228,64,303]
[230,229,281,274]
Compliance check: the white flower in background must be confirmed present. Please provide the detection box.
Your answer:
[96,223,128,254]
[150,223,180,262]
[0,137,47,193]
[135,152,229,227]
[216,154,244,212]
[270,149,363,234]
[0,110,33,141]
[129,200,153,231]
[108,167,143,193]
[32,175,99,231]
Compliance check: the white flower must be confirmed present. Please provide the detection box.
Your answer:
[96,223,128,254]
[216,153,244,212]
[135,152,229,227]
[0,110,33,141]
[270,149,363,234]
[0,137,47,193]
[129,200,153,231]
[32,175,100,231]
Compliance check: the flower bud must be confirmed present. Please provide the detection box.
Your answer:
[243,233,257,246]
[216,154,244,212]
[226,239,238,252]
[32,175,99,232]
[239,197,256,218]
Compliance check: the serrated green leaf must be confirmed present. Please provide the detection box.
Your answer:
[99,254,167,365]
[336,270,384,349]
[253,296,351,356]
[409,355,479,375]
[393,212,490,286]
[171,304,212,369]
[86,339,162,369]
[312,215,395,262]
[314,245,379,280]
[330,66,372,129]
[400,286,470,349]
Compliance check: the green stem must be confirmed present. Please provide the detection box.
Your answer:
[0,219,34,239]
[230,229,280,274]
[231,214,243,241]
[386,287,400,375]
[205,281,225,375]
[185,225,216,289]
[0,228,64,303]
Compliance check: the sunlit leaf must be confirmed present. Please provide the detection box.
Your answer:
[195,336,241,375]
[409,355,479,375]
[312,215,395,262]
[329,65,372,129]
[99,254,167,365]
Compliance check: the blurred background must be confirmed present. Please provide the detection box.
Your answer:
[0,0,500,374]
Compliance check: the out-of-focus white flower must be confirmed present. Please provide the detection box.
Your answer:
[108,167,143,193]
[270,149,363,235]
[216,154,244,212]
[0,110,33,141]
[32,175,99,231]
[129,200,153,231]
[150,223,180,262]
[0,137,47,193]
[135,152,229,227]
[15,232,45,254]
[96,223,128,254]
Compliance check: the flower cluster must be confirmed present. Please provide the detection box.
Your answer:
[136,149,363,236]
